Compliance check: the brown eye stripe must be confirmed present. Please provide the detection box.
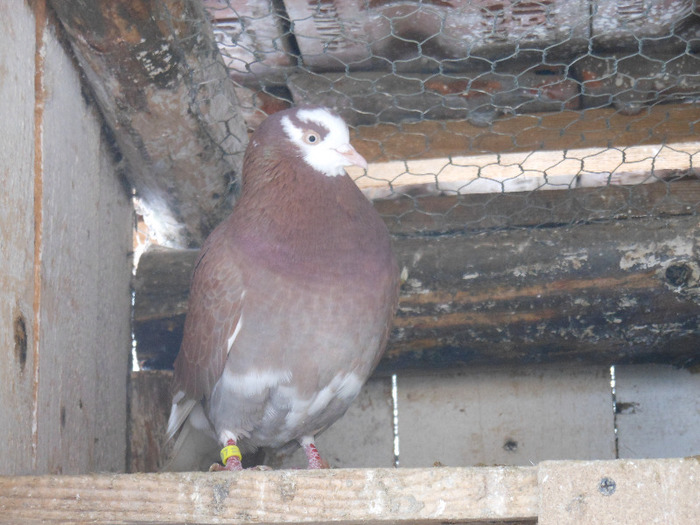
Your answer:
[291,115,329,140]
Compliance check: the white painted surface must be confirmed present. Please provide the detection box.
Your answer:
[397,366,616,467]
[615,364,700,459]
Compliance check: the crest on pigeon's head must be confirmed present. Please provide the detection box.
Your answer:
[263,106,368,177]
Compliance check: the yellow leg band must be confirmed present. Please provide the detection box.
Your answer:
[221,444,242,465]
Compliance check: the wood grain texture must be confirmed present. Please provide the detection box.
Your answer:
[614,364,700,459]
[0,466,539,524]
[397,366,616,467]
[0,2,132,475]
[350,105,700,164]
[0,0,39,476]
[133,194,700,370]
[1,459,696,524]
[538,458,700,525]
[33,13,133,475]
[49,0,247,247]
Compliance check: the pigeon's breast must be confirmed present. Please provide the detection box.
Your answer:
[206,255,394,448]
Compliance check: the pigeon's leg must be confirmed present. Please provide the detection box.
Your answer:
[300,436,330,469]
[210,438,243,471]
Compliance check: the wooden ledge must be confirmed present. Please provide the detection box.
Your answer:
[1,458,698,524]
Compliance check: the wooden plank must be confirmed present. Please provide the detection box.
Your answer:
[29,8,133,475]
[397,366,615,468]
[538,458,700,524]
[49,0,248,247]
[128,371,174,473]
[266,377,396,469]
[133,210,700,371]
[385,214,700,372]
[0,459,696,524]
[0,0,39,476]
[0,467,539,524]
[289,70,580,128]
[351,142,700,199]
[373,179,700,235]
[283,0,589,70]
[349,104,700,164]
[614,364,700,459]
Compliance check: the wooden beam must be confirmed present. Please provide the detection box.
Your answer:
[133,181,700,371]
[49,0,247,247]
[350,104,700,164]
[1,459,698,524]
[0,466,538,524]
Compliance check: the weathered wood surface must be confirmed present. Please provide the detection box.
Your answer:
[538,458,700,525]
[350,104,700,164]
[0,0,40,477]
[0,1,133,475]
[614,364,700,459]
[50,0,247,248]
[0,465,535,524]
[397,366,616,468]
[133,181,700,371]
[2,459,698,524]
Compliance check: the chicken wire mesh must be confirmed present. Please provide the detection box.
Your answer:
[193,0,700,235]
[127,0,700,371]
[128,0,700,243]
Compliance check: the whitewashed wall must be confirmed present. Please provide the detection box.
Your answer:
[0,2,132,475]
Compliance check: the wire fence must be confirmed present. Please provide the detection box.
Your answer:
[179,0,700,234]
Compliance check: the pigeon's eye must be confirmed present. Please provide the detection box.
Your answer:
[303,131,321,145]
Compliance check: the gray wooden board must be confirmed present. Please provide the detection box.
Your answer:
[0,4,133,475]
[33,15,133,475]
[266,377,396,469]
[0,0,39,476]
[615,364,700,459]
[397,366,616,467]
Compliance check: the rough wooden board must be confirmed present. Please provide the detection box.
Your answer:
[614,364,700,459]
[283,0,588,70]
[0,466,539,524]
[538,457,700,524]
[385,214,700,372]
[397,366,616,468]
[349,105,700,164]
[128,371,174,473]
[266,377,395,469]
[204,0,293,82]
[350,141,700,198]
[289,71,580,128]
[0,0,39,476]
[373,179,700,235]
[30,12,133,475]
[133,211,700,371]
[49,0,247,248]
[1,459,696,524]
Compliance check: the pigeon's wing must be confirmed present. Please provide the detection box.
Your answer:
[171,235,245,411]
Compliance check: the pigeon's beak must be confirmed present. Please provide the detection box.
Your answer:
[336,144,368,170]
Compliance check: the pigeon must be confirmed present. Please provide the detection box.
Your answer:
[166,106,399,471]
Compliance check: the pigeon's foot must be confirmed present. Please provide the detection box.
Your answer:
[210,439,243,471]
[302,440,330,469]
